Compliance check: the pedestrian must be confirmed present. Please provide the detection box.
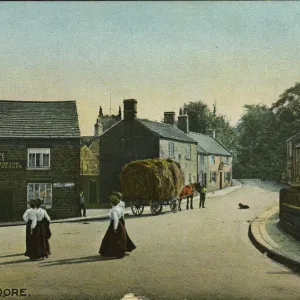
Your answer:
[79,190,86,217]
[112,191,136,252]
[23,199,37,258]
[99,194,127,259]
[199,185,208,208]
[35,198,51,258]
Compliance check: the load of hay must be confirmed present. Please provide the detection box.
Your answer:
[120,158,185,201]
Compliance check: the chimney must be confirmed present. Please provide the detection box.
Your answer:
[94,117,103,137]
[123,99,137,121]
[206,128,216,139]
[164,112,175,125]
[177,108,189,133]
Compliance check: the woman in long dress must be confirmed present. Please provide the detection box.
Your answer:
[99,194,127,258]
[23,199,37,258]
[112,191,136,252]
[35,198,51,258]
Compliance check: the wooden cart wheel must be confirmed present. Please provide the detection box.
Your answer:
[150,200,163,215]
[131,200,144,216]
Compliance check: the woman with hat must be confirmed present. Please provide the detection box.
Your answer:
[112,191,136,252]
[35,198,51,258]
[23,199,38,258]
[99,194,127,258]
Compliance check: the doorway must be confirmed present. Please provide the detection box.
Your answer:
[88,180,98,203]
[0,190,14,222]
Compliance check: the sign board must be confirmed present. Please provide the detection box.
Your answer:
[0,152,7,162]
[0,161,25,169]
[53,183,74,188]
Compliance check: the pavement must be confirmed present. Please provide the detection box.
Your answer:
[249,203,300,272]
[0,179,243,227]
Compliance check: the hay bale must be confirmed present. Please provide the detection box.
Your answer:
[121,158,185,201]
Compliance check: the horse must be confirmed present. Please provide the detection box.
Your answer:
[178,184,195,211]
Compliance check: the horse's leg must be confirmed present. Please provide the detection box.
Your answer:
[191,196,193,209]
[186,198,189,210]
[178,198,182,211]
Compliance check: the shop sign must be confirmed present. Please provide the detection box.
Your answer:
[53,183,74,188]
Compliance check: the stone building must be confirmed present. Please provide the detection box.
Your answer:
[0,100,81,222]
[99,99,197,203]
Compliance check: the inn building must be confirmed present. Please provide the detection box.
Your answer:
[0,100,81,222]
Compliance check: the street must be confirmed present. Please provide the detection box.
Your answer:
[1,180,300,300]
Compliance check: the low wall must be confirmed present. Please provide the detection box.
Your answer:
[279,187,300,240]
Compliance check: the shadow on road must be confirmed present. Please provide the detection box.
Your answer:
[239,179,286,193]
[0,258,34,265]
[38,254,130,267]
[0,253,24,258]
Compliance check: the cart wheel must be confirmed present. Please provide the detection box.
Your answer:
[150,200,163,215]
[170,198,179,212]
[131,200,144,216]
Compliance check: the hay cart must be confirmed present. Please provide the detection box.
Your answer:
[123,195,179,216]
[121,158,185,216]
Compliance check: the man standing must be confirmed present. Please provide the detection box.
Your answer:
[79,191,86,217]
[199,185,208,208]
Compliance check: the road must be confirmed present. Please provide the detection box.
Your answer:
[1,179,300,300]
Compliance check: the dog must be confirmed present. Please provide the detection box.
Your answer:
[238,203,249,209]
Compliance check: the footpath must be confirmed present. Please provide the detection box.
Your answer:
[249,204,300,271]
[0,180,242,227]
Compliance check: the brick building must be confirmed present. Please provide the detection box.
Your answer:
[99,99,197,203]
[0,100,81,222]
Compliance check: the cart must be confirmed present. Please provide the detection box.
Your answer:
[124,196,179,216]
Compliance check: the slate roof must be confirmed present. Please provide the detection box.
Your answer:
[0,100,80,138]
[138,119,197,144]
[187,131,232,156]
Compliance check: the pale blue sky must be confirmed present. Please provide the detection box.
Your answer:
[1,1,300,135]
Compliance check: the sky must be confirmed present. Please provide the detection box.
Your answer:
[1,1,300,136]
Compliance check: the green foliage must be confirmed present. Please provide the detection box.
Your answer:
[183,101,238,154]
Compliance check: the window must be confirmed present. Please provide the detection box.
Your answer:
[28,148,50,168]
[199,155,204,165]
[186,145,191,160]
[210,171,216,183]
[168,142,175,158]
[27,183,52,209]
[210,155,215,165]
[225,157,230,163]
[189,174,192,183]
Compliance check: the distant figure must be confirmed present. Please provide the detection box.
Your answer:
[238,203,250,209]
[99,194,127,259]
[112,191,136,252]
[199,185,207,208]
[261,174,265,181]
[79,191,86,217]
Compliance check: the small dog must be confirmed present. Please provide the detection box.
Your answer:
[238,203,249,209]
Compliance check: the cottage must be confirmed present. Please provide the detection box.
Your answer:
[0,100,81,222]
[174,109,233,191]
[99,99,198,203]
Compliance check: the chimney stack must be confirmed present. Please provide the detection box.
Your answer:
[177,108,189,133]
[206,128,216,139]
[123,99,137,121]
[163,112,175,125]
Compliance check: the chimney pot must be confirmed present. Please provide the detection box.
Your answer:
[206,129,216,139]
[123,99,137,121]
[163,112,175,125]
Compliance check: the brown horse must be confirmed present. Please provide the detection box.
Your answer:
[178,184,194,211]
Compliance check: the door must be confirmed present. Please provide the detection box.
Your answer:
[88,180,97,203]
[220,172,223,189]
[0,191,14,222]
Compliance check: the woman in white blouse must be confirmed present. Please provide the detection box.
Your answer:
[99,194,127,258]
[23,199,37,258]
[35,198,51,259]
[112,191,136,253]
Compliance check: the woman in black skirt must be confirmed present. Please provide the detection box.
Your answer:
[112,191,136,252]
[23,199,37,258]
[99,195,127,258]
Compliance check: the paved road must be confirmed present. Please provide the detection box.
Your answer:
[1,179,300,300]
